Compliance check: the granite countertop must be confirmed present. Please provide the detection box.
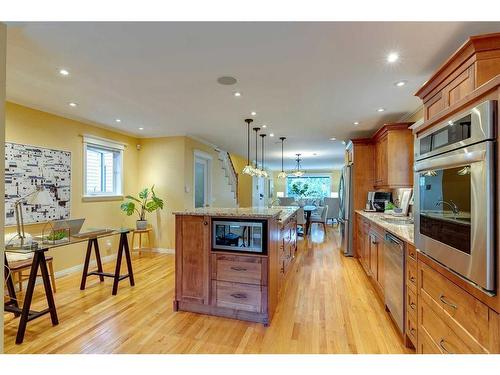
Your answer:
[355,210,414,245]
[273,206,300,224]
[172,207,283,219]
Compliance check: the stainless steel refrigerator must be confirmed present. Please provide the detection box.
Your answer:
[338,163,354,256]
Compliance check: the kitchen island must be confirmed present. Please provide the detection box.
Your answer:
[172,206,298,326]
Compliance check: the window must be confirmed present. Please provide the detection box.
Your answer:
[83,135,124,198]
[286,176,331,199]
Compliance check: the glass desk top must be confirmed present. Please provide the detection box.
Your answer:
[4,228,132,254]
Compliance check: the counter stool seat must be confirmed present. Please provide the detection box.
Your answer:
[8,256,57,293]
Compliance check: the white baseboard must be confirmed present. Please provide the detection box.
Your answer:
[151,247,175,254]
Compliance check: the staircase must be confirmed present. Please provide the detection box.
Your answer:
[218,150,239,205]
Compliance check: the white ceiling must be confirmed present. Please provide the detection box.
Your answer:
[6,22,500,170]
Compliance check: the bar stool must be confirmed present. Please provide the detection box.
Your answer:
[131,228,153,255]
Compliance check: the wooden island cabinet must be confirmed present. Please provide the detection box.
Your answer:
[173,207,298,326]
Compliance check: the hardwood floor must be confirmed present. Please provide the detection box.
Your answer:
[3,225,412,354]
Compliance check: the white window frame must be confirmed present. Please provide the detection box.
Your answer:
[82,134,125,201]
[193,150,212,208]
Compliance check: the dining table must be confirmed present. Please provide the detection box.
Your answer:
[303,205,317,235]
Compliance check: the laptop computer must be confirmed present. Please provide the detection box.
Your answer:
[52,218,85,236]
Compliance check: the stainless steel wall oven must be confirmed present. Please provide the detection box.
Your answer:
[414,100,496,292]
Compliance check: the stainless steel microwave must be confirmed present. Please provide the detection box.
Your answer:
[212,219,267,254]
[414,100,496,292]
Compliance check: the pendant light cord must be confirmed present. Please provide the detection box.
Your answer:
[260,134,266,171]
[244,119,253,166]
[253,127,260,169]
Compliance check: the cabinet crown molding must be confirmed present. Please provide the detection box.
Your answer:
[415,32,500,100]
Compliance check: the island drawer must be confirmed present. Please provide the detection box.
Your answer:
[213,280,263,313]
[212,254,266,285]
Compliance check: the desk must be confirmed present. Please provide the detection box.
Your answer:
[303,205,317,235]
[4,228,133,344]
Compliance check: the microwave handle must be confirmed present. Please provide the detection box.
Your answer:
[414,149,486,172]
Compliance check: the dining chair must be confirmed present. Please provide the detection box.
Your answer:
[323,197,340,226]
[310,205,328,232]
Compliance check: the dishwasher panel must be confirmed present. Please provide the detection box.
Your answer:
[383,232,405,334]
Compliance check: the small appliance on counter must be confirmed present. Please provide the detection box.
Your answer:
[372,192,392,212]
[365,192,376,211]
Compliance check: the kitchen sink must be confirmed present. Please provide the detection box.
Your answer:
[382,217,414,225]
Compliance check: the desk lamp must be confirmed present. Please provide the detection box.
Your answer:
[14,184,54,245]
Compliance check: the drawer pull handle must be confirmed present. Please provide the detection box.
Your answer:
[410,328,416,335]
[439,295,457,309]
[230,266,247,272]
[439,339,453,354]
[409,276,416,282]
[410,302,416,310]
[230,293,247,299]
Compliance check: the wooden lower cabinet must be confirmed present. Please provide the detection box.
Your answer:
[175,215,210,305]
[417,257,500,353]
[355,215,385,298]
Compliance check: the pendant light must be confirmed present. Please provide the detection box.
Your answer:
[253,127,262,177]
[293,153,305,177]
[278,137,287,179]
[260,133,269,179]
[242,118,255,176]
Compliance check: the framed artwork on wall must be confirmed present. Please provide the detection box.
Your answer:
[4,142,71,225]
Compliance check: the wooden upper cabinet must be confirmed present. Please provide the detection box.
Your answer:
[415,32,500,121]
[175,215,210,305]
[373,123,414,189]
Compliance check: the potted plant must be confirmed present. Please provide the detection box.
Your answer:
[120,185,164,230]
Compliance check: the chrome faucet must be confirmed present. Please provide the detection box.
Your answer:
[435,200,460,216]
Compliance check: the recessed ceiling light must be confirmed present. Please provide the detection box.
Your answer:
[262,124,267,128]
[395,80,407,87]
[138,127,144,131]
[353,121,359,126]
[68,102,77,107]
[330,137,337,141]
[115,118,121,123]
[234,92,241,97]
[377,108,385,112]
[387,52,399,63]
[251,111,257,116]
[269,133,274,137]
[59,69,69,76]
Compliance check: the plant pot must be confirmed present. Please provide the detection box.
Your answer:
[136,220,148,230]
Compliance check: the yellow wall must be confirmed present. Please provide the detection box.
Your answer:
[229,153,253,207]
[137,136,186,250]
[272,169,342,198]
[5,102,140,272]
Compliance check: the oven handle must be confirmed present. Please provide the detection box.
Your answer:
[414,149,486,172]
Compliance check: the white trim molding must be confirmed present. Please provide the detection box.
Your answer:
[81,134,127,150]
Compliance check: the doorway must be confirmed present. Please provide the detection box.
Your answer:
[194,151,212,208]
